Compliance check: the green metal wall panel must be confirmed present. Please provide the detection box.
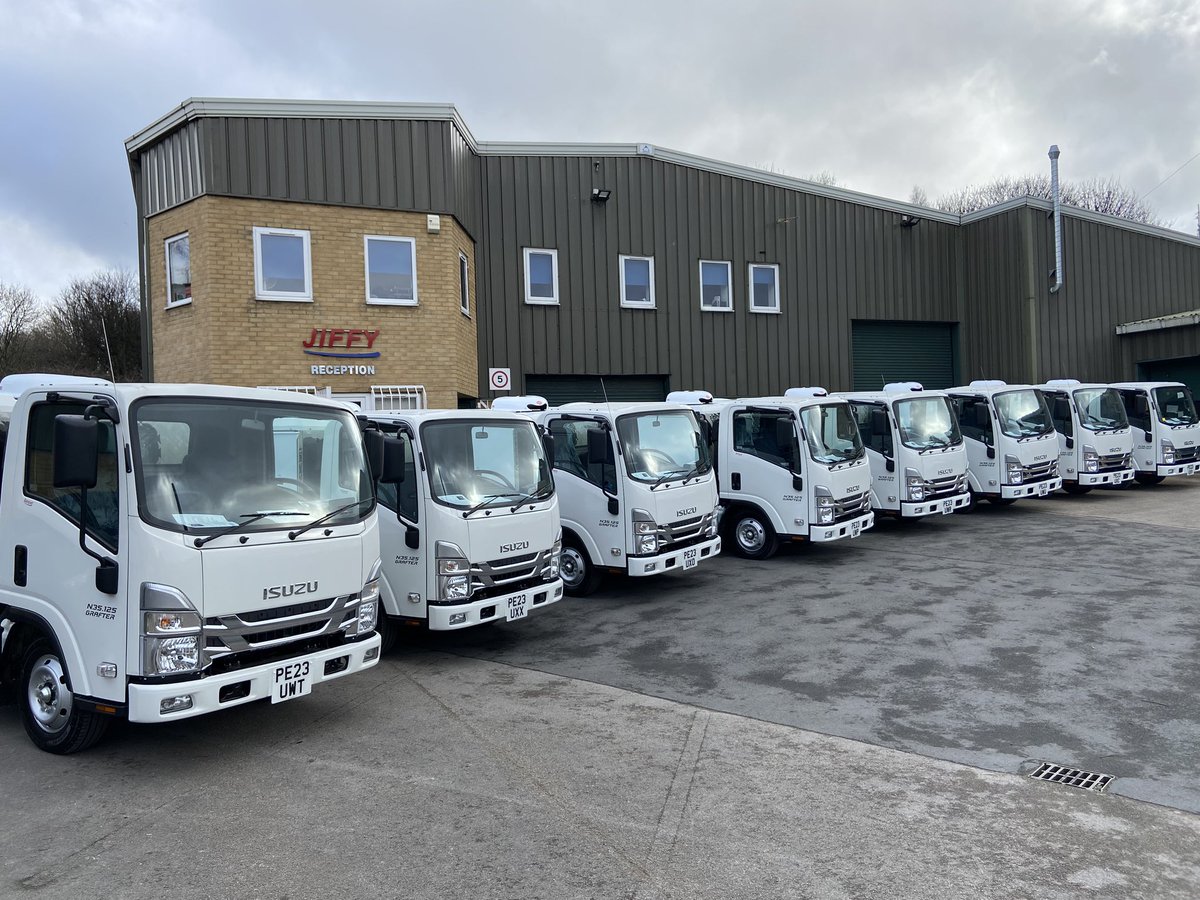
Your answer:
[1137,355,1200,396]
[524,374,668,406]
[851,321,956,390]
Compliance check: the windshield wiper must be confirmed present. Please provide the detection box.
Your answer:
[649,468,691,490]
[193,511,306,548]
[462,493,520,518]
[509,487,553,512]
[288,497,374,540]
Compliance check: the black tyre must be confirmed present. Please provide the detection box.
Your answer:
[20,638,109,754]
[728,509,779,560]
[376,613,398,654]
[956,489,978,514]
[1062,482,1093,495]
[1134,473,1165,486]
[560,541,602,596]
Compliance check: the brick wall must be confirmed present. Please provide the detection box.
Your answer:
[146,197,478,408]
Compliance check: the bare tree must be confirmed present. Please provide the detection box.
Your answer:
[0,282,39,377]
[42,270,142,381]
[806,170,840,187]
[934,174,1164,225]
[909,185,930,207]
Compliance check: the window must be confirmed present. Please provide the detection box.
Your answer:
[699,260,732,311]
[164,233,191,308]
[459,252,470,316]
[849,401,894,457]
[619,255,655,309]
[1118,390,1151,432]
[524,248,559,305]
[749,264,780,313]
[732,410,797,469]
[24,401,120,550]
[953,396,994,445]
[1048,393,1074,436]
[365,235,418,305]
[376,431,419,523]
[254,227,312,301]
[548,418,616,493]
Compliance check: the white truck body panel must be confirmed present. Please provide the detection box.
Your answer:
[1111,382,1200,478]
[1038,381,1135,487]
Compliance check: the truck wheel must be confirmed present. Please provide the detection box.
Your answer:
[376,614,398,654]
[1062,482,1093,495]
[20,639,109,754]
[560,542,601,596]
[956,490,978,514]
[729,510,778,560]
[1134,473,1165,486]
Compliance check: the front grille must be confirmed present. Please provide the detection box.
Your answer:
[832,491,870,523]
[659,513,712,549]
[235,597,330,624]
[1099,452,1131,471]
[459,547,557,604]
[1175,446,1199,463]
[924,475,964,498]
[1021,460,1057,481]
[204,593,360,660]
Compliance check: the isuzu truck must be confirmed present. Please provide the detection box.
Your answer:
[0,374,385,753]
[837,383,970,518]
[504,397,720,595]
[1112,381,1200,484]
[670,389,874,559]
[1038,380,1135,494]
[945,381,1063,505]
[363,408,564,648]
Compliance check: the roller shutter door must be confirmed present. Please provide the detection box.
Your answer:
[1139,356,1200,396]
[852,321,956,391]
[524,374,668,406]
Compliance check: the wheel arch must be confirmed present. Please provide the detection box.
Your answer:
[1,609,68,697]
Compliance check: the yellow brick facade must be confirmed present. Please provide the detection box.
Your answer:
[147,197,478,409]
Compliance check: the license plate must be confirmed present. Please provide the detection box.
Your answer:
[272,660,313,704]
[941,500,953,515]
[683,549,698,569]
[1186,465,1196,476]
[849,521,861,538]
[1037,482,1049,496]
[506,594,528,621]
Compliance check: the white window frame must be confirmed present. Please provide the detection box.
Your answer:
[164,232,191,309]
[364,234,419,306]
[253,226,313,302]
[523,248,560,306]
[459,252,471,317]
[748,263,781,314]
[619,255,656,309]
[699,259,733,313]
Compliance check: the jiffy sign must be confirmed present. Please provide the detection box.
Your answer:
[304,328,380,376]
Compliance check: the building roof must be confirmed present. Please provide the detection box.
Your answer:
[1115,309,1200,336]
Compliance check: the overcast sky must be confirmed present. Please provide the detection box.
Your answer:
[1,0,1198,300]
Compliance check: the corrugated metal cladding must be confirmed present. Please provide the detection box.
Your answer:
[525,374,668,405]
[475,154,961,400]
[851,322,957,390]
[138,119,206,217]
[169,117,482,238]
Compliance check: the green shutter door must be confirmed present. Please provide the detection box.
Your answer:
[852,321,957,391]
[524,374,668,406]
[1138,356,1200,396]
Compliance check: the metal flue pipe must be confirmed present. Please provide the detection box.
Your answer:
[1049,145,1063,293]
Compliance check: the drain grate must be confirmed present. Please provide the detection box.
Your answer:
[1029,762,1113,793]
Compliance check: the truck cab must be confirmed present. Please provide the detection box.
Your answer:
[1111,381,1200,484]
[1038,380,1135,494]
[521,399,721,594]
[837,383,970,518]
[946,381,1063,505]
[0,375,383,753]
[364,408,564,646]
[672,388,873,559]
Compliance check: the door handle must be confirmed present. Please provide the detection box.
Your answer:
[14,545,27,587]
[731,473,741,490]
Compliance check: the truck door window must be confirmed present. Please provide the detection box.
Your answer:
[375,432,419,522]
[1118,390,1151,431]
[1048,395,1074,437]
[732,411,795,469]
[849,402,892,456]
[24,401,120,550]
[549,419,616,492]
[954,397,993,445]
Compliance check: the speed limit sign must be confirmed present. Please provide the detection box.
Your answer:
[488,368,512,392]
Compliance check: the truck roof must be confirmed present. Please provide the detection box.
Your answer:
[365,408,537,426]
[1037,380,1117,392]
[554,401,693,417]
[737,394,849,411]
[946,382,1042,397]
[837,389,952,403]
[1110,381,1189,391]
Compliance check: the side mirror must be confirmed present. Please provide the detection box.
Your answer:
[986,446,996,459]
[607,496,619,516]
[542,431,556,464]
[775,418,795,450]
[404,525,420,550]
[870,408,889,436]
[53,415,100,489]
[587,427,614,465]
[379,437,406,484]
[973,405,990,429]
[95,560,119,595]
[885,458,895,473]
[363,430,384,480]
[1144,430,1153,443]
[1065,436,1074,450]
[698,417,713,446]
[792,474,803,492]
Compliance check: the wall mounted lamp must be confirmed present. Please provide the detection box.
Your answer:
[591,188,612,203]
[899,214,921,227]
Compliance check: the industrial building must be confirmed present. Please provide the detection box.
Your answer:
[125,98,1200,407]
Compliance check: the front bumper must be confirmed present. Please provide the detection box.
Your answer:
[900,492,971,518]
[627,536,721,577]
[127,633,381,723]
[1077,469,1135,486]
[427,579,564,630]
[1000,477,1063,499]
[1158,462,1199,478]
[809,512,874,542]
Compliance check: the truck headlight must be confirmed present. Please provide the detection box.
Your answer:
[906,476,925,501]
[1048,461,1058,477]
[357,597,378,634]
[815,492,835,525]
[435,541,472,603]
[1083,447,1099,473]
[141,583,202,675]
[637,534,659,555]
[441,575,470,602]
[1162,440,1176,465]
[705,514,718,538]
[1004,456,1023,485]
[144,636,201,675]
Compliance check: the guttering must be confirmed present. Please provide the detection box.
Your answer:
[1116,310,1200,336]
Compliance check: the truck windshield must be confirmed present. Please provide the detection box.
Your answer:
[421,419,553,510]
[1073,388,1129,431]
[133,398,373,535]
[616,410,710,484]
[894,397,962,450]
[993,390,1054,438]
[798,403,864,465]
[1154,386,1198,425]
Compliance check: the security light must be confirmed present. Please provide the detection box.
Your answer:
[591,188,612,203]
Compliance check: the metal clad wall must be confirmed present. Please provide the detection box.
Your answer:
[475,154,962,399]
[139,119,205,217]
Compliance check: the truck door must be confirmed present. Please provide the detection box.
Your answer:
[1046,393,1076,479]
[375,430,426,617]
[546,417,618,566]
[1117,389,1154,471]
[728,407,801,532]
[849,401,895,510]
[952,396,996,493]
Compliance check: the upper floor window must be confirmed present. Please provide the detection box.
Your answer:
[164,233,191,308]
[524,248,559,305]
[749,263,780,314]
[365,235,418,305]
[254,227,312,302]
[700,260,732,312]
[459,252,470,317]
[619,255,655,309]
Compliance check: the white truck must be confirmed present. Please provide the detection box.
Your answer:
[1037,380,1135,494]
[508,398,721,594]
[945,381,1063,505]
[670,389,874,559]
[363,408,564,648]
[836,383,971,518]
[1111,381,1200,485]
[0,374,386,753]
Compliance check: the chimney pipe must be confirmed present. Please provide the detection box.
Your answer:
[1049,145,1063,294]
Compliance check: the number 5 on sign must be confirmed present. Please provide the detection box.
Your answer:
[488,368,512,392]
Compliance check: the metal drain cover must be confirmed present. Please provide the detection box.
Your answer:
[1029,762,1113,793]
